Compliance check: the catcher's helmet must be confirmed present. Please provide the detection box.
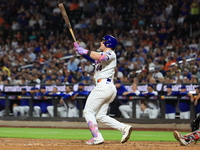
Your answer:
[102,35,118,49]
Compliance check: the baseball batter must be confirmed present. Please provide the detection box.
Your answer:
[74,35,132,145]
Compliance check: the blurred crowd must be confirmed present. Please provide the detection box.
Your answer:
[0,0,200,85]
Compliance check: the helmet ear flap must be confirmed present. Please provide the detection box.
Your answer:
[103,41,110,47]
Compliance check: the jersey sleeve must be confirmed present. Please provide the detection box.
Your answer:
[99,51,115,62]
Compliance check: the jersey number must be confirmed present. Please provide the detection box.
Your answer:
[96,65,102,71]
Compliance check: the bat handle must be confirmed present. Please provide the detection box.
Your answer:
[69,28,76,42]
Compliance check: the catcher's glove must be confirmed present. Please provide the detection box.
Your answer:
[190,114,200,132]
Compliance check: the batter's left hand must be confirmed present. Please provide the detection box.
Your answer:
[74,42,88,55]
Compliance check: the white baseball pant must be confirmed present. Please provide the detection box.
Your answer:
[119,104,141,118]
[149,108,160,119]
[47,106,67,117]
[180,111,190,119]
[0,109,5,116]
[33,106,51,117]
[33,106,41,117]
[84,79,126,133]
[68,107,78,117]
[165,113,175,119]
[13,106,29,117]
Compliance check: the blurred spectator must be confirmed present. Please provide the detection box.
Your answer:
[165,84,178,119]
[110,79,127,117]
[164,57,176,71]
[67,57,78,72]
[178,85,194,119]
[72,82,89,115]
[140,84,160,119]
[183,68,192,81]
[191,75,198,83]
[152,67,164,83]
[57,86,78,117]
[169,62,178,75]
[9,74,22,84]
[0,59,11,77]
[11,21,20,30]
[179,57,190,70]
[189,0,200,27]
[147,56,155,70]
[47,87,68,117]
[140,103,150,118]
[115,67,124,81]
[165,69,172,79]
[33,86,51,117]
[13,88,30,117]
[196,68,200,81]
[0,90,6,116]
[0,0,199,90]
[119,83,141,119]
[174,70,183,83]
[132,52,145,64]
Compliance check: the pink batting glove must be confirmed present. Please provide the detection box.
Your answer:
[73,42,80,49]
[73,42,88,55]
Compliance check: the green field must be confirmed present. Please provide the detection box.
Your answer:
[0,127,189,142]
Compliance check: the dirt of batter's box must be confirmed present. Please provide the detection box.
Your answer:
[0,138,199,150]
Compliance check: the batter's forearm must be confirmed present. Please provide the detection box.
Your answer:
[89,51,102,60]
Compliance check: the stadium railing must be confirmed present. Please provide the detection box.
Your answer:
[0,95,196,124]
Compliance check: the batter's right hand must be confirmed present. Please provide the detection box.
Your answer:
[74,42,80,49]
[73,42,89,55]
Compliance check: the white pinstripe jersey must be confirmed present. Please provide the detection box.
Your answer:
[94,50,116,81]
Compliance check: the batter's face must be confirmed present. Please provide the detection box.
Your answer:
[99,41,106,51]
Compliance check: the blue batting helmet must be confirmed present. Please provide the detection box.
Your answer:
[102,35,118,49]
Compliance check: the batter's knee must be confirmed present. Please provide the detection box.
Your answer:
[96,114,104,122]
[83,109,91,115]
